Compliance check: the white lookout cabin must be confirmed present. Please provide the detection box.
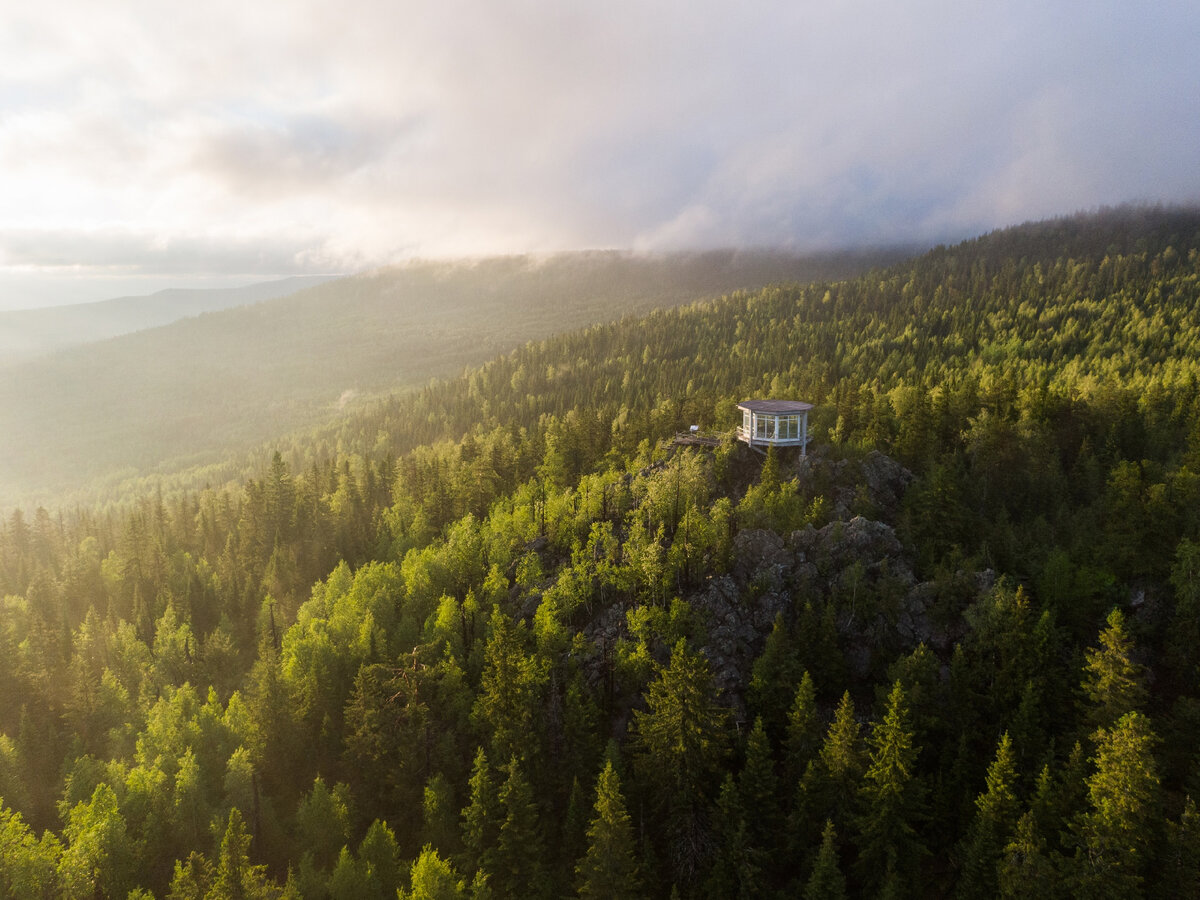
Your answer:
[737,399,812,454]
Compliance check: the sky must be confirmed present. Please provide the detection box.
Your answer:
[1,1,1198,310]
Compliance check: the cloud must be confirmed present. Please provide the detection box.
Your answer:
[1,0,1199,305]
[0,227,333,275]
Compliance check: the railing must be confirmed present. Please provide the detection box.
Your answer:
[736,427,808,446]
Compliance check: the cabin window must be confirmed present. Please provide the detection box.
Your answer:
[755,416,774,439]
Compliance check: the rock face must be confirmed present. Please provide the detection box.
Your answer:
[690,514,958,712]
[695,508,980,709]
[794,448,915,520]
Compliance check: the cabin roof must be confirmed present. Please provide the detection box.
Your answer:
[737,399,813,413]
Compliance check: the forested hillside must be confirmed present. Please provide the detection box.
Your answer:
[3,207,1200,898]
[0,249,898,512]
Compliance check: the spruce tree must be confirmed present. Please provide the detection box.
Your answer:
[785,671,820,786]
[1080,608,1146,731]
[633,638,727,885]
[493,756,548,899]
[576,761,639,900]
[705,773,760,899]
[739,716,779,852]
[460,748,498,879]
[358,819,400,900]
[821,691,864,786]
[803,820,846,900]
[795,690,863,853]
[210,808,269,900]
[423,773,460,859]
[997,811,1062,899]
[400,847,466,900]
[956,732,1020,899]
[855,681,925,894]
[1167,539,1200,676]
[1069,711,1161,899]
[472,608,545,766]
[747,614,800,738]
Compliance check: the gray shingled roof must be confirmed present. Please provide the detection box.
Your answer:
[737,399,813,413]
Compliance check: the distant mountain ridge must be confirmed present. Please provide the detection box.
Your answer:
[0,275,342,363]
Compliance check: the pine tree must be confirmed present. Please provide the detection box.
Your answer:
[472,608,546,765]
[576,761,639,900]
[739,716,779,852]
[327,847,370,900]
[803,820,846,900]
[633,638,728,885]
[1080,608,1146,731]
[210,808,278,900]
[747,614,800,738]
[705,773,761,899]
[493,756,548,899]
[460,748,499,879]
[821,691,864,786]
[400,847,466,900]
[423,773,460,859]
[956,732,1020,899]
[785,671,820,785]
[805,690,864,834]
[855,681,926,893]
[997,811,1062,899]
[0,802,61,899]
[1167,539,1200,677]
[1069,711,1161,898]
[358,819,401,900]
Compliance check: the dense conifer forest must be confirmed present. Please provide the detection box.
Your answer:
[3,206,1200,897]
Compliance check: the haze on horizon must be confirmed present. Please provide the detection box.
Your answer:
[1,1,1198,311]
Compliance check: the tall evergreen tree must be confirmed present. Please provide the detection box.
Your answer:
[855,681,926,895]
[633,638,728,886]
[956,732,1020,899]
[358,819,401,900]
[1080,608,1147,731]
[400,847,467,900]
[803,820,846,900]
[493,756,548,899]
[784,671,821,786]
[705,773,761,899]
[747,613,800,738]
[576,761,639,900]
[804,690,864,834]
[739,716,779,853]
[1069,711,1161,899]
[460,748,499,880]
[472,608,546,765]
[997,810,1063,900]
[210,808,281,900]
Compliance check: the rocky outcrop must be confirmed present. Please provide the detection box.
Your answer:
[793,448,915,520]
